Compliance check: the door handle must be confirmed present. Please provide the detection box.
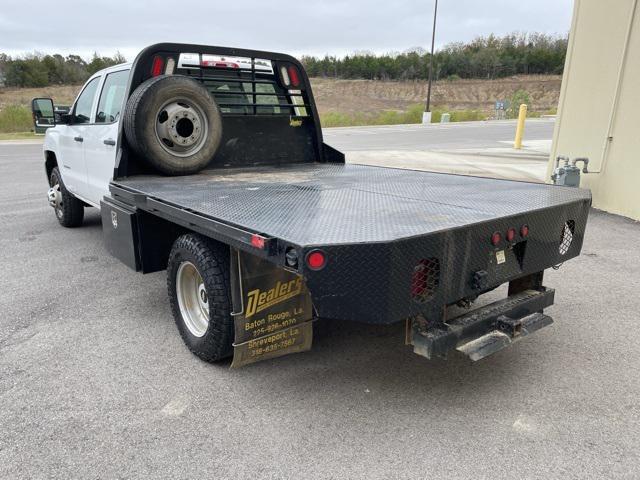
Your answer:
[74,136,83,142]
[103,139,116,146]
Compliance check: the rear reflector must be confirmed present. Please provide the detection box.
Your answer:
[306,250,326,270]
[151,56,164,77]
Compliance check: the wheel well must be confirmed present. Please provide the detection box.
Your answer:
[137,214,232,274]
[45,151,57,180]
[137,211,190,273]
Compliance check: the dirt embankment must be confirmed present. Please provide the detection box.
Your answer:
[0,74,561,115]
[0,85,80,110]
[310,75,561,115]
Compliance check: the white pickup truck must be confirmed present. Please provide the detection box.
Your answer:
[33,43,591,367]
[39,63,131,224]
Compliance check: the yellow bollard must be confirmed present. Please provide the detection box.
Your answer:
[514,104,527,149]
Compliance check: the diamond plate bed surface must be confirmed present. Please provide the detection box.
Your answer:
[114,163,591,245]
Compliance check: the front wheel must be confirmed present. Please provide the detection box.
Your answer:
[48,167,84,227]
[167,234,234,362]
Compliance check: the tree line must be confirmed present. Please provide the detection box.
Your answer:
[0,52,126,88]
[0,32,567,88]
[301,33,567,81]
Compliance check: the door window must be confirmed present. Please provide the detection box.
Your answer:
[73,77,100,124]
[96,70,129,123]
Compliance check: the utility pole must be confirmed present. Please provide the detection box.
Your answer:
[423,0,438,124]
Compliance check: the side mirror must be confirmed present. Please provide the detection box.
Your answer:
[31,98,56,133]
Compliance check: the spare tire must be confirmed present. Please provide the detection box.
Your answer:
[123,75,223,175]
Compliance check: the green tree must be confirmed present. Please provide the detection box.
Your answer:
[507,89,531,118]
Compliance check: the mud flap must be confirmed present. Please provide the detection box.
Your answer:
[230,249,313,368]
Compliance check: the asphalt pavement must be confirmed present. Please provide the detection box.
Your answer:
[323,118,555,151]
[324,119,554,182]
[1,140,639,479]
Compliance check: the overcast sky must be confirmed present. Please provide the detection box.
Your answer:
[0,0,574,60]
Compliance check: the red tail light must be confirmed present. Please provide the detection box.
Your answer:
[151,56,164,77]
[250,234,266,249]
[288,66,301,87]
[411,258,440,303]
[306,250,326,270]
[506,228,516,242]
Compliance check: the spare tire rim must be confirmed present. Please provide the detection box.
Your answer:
[176,261,209,337]
[155,98,209,158]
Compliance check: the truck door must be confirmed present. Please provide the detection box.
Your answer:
[57,76,101,199]
[84,68,130,206]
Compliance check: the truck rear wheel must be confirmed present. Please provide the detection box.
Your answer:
[167,234,234,362]
[48,167,84,227]
[123,75,223,176]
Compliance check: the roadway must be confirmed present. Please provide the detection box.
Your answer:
[1,135,638,479]
[324,119,555,182]
[323,118,555,151]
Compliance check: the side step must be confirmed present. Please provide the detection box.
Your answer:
[411,288,555,361]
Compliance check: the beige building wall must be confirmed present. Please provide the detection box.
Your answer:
[549,0,640,220]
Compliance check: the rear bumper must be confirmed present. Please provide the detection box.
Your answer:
[410,287,555,361]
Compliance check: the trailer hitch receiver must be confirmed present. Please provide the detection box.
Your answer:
[410,288,555,361]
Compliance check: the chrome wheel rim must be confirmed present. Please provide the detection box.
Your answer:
[155,98,208,157]
[48,183,63,219]
[176,261,209,337]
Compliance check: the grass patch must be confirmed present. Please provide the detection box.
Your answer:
[0,105,33,133]
[430,108,487,123]
[0,131,38,141]
[321,104,493,128]
[321,104,442,127]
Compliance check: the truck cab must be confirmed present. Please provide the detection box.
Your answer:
[36,63,131,212]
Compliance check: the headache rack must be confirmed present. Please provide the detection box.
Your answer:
[116,43,335,177]
[192,61,310,117]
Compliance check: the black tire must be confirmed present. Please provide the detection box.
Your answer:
[167,234,234,362]
[123,75,223,176]
[49,167,84,227]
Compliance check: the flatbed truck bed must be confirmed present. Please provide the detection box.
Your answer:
[108,161,590,330]
[112,162,589,246]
